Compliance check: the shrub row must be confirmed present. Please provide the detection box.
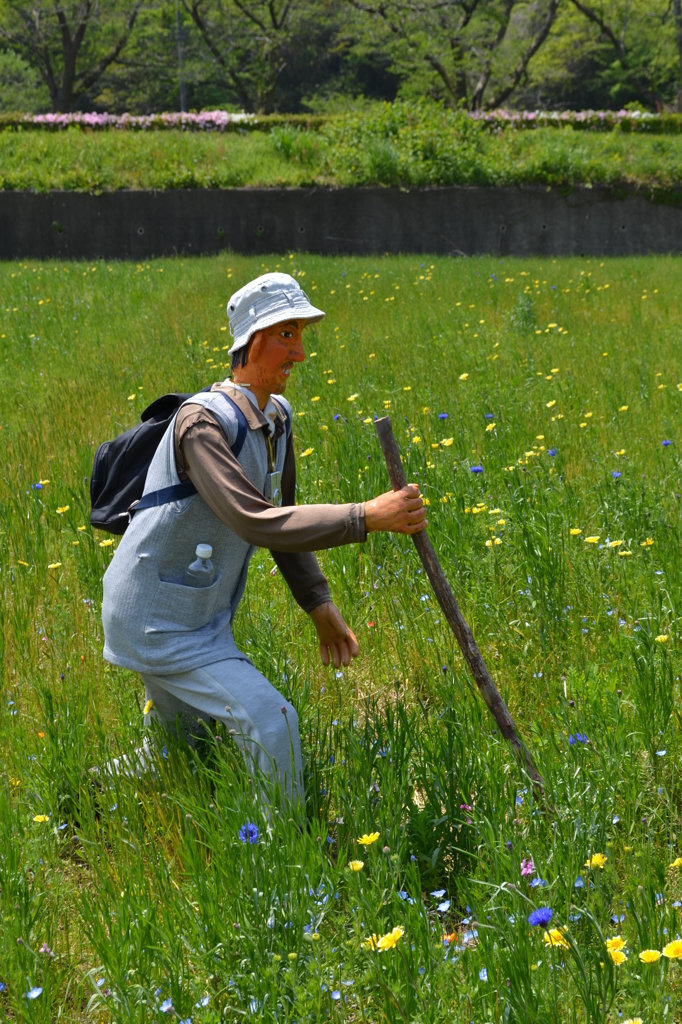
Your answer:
[1,105,681,134]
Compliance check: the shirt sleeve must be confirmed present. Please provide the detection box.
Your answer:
[269,433,332,613]
[176,413,366,555]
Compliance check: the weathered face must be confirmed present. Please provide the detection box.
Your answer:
[237,319,306,395]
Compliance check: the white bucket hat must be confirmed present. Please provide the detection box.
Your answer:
[226,272,325,355]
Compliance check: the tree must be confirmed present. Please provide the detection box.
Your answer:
[567,0,678,109]
[0,0,143,112]
[674,0,682,110]
[180,0,305,112]
[347,0,560,110]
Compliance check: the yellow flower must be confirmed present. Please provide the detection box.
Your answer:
[639,949,662,963]
[623,1019,643,1024]
[489,508,501,515]
[403,386,411,391]
[362,934,378,950]
[143,700,154,715]
[585,853,607,869]
[300,448,314,458]
[641,538,654,547]
[619,405,628,411]
[77,525,86,532]
[655,635,669,643]
[347,394,359,402]
[33,814,49,823]
[364,417,372,424]
[327,379,336,385]
[585,536,600,544]
[663,939,682,959]
[311,396,320,402]
[570,528,582,536]
[349,860,364,872]
[56,506,70,514]
[609,949,627,965]
[546,400,556,408]
[616,449,625,456]
[127,394,136,401]
[47,562,62,569]
[440,438,453,447]
[18,560,29,567]
[485,423,496,431]
[607,540,623,548]
[459,373,468,381]
[606,936,626,952]
[99,539,114,548]
[544,928,569,949]
[377,927,404,951]
[422,497,430,506]
[39,479,50,485]
[412,436,421,443]
[618,551,632,557]
[357,832,380,846]
[670,857,682,868]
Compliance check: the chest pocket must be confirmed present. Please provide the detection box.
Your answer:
[145,578,223,636]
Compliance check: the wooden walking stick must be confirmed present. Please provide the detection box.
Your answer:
[375,416,545,791]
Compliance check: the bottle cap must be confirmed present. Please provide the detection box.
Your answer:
[196,543,212,560]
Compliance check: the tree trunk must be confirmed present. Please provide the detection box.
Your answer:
[674,0,682,112]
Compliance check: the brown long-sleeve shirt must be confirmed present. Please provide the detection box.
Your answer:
[173,382,366,613]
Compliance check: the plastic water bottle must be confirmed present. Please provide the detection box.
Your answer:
[185,544,215,588]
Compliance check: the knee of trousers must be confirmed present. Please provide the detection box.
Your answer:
[261,703,300,754]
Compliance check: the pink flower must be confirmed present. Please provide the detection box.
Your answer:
[520,857,534,877]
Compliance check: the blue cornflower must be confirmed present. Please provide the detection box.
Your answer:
[530,878,547,888]
[484,412,493,419]
[439,412,449,420]
[195,996,210,1008]
[656,749,667,757]
[238,822,259,844]
[25,987,42,1000]
[160,998,173,1013]
[574,876,585,889]
[479,967,488,982]
[333,414,340,421]
[471,466,483,474]
[431,889,446,898]
[0,982,6,993]
[437,900,451,913]
[331,990,341,1001]
[612,471,621,479]
[662,440,671,446]
[548,449,557,456]
[528,907,553,927]
[31,483,43,490]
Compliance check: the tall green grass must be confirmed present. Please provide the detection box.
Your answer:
[1,252,682,1021]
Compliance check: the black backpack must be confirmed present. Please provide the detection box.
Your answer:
[89,389,248,534]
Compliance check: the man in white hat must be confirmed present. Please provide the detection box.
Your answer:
[101,272,425,805]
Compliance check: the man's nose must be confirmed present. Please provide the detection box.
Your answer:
[290,336,305,362]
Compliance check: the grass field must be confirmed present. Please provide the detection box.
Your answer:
[2,107,682,193]
[1,251,682,1023]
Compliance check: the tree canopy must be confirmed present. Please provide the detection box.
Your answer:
[0,0,680,113]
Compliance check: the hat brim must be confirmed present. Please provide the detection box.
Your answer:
[228,303,325,355]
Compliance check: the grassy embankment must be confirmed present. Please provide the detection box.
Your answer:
[2,104,682,194]
[1,253,682,1022]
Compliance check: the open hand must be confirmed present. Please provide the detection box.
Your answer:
[365,483,427,535]
[309,601,359,668]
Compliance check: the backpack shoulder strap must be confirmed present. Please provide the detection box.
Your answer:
[270,396,292,440]
[128,390,250,522]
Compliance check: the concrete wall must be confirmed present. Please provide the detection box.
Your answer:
[1,186,681,260]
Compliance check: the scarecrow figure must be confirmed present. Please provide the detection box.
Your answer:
[102,272,425,802]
